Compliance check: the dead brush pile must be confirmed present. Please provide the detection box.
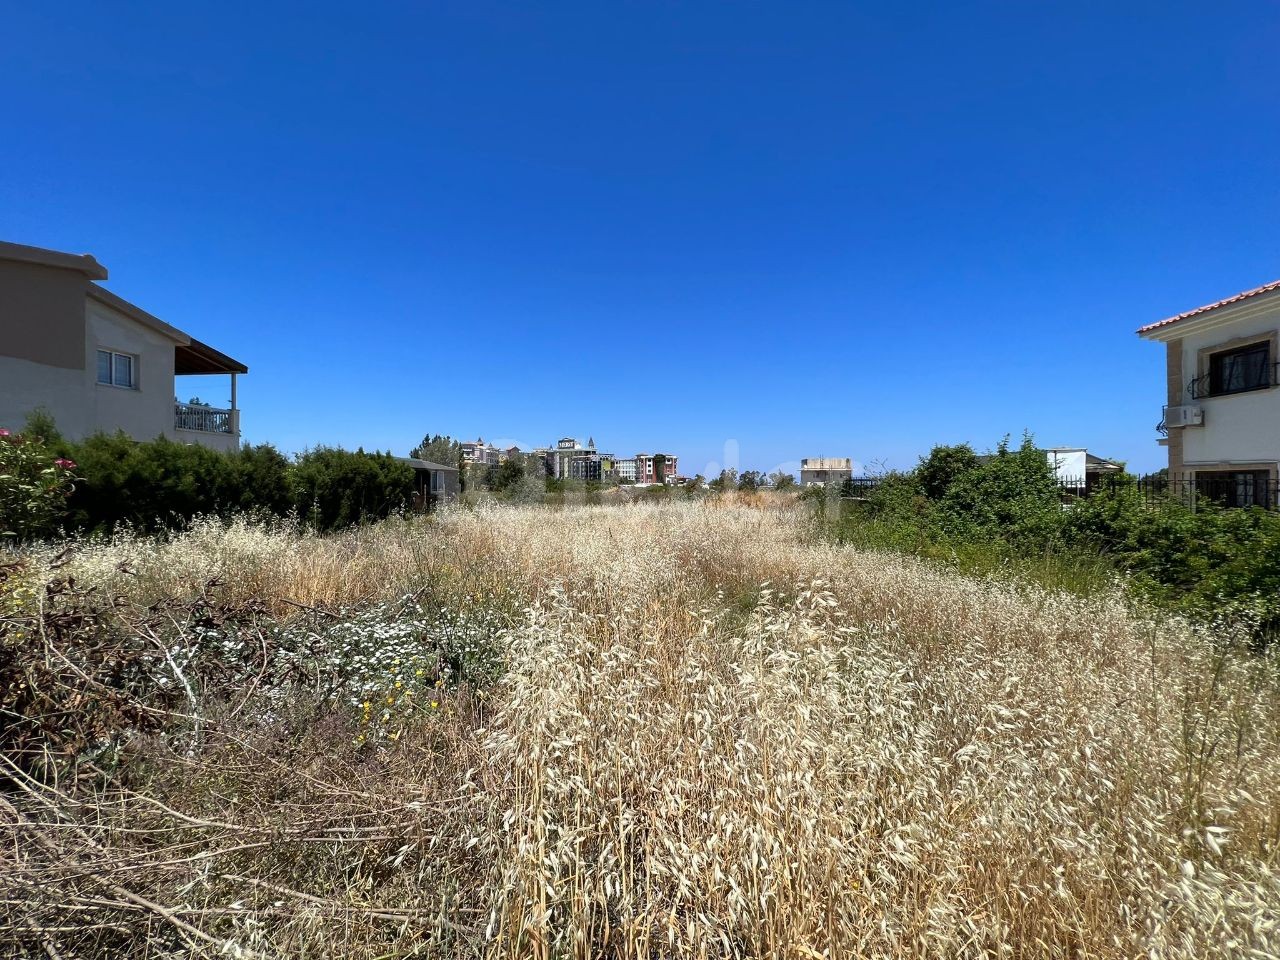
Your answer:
[3,501,1280,958]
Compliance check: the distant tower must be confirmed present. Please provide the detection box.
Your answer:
[587,436,596,449]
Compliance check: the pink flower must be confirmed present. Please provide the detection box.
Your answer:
[0,428,9,437]
[55,458,77,471]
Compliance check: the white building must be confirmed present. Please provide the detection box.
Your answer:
[1139,278,1280,506]
[615,458,637,482]
[1043,448,1122,493]
[0,240,246,452]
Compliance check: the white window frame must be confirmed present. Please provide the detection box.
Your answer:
[96,349,138,389]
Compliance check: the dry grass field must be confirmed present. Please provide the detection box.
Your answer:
[4,496,1280,958]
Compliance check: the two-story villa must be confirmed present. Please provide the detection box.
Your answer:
[1139,279,1280,506]
[0,240,246,452]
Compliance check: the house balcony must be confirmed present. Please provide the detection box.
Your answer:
[1188,361,1280,400]
[174,401,240,452]
[175,401,237,435]
[173,338,245,453]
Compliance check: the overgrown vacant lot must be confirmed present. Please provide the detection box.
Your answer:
[4,498,1280,958]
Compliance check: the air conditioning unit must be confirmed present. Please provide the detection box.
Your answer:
[1164,404,1204,428]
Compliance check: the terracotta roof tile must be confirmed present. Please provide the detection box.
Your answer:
[1138,278,1280,333]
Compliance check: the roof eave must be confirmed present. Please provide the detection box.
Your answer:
[0,240,108,280]
[1138,282,1280,339]
[87,284,189,344]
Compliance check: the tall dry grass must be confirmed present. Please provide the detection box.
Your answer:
[7,499,1280,958]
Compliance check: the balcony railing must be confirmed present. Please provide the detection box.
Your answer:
[1188,361,1280,400]
[175,402,234,434]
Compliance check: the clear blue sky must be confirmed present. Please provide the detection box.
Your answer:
[5,2,1279,476]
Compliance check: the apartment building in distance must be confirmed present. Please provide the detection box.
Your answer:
[1139,278,1280,507]
[532,437,618,482]
[634,453,678,485]
[461,437,501,467]
[469,433,678,485]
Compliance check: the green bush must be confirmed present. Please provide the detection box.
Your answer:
[230,444,293,516]
[65,434,238,533]
[0,428,77,540]
[290,447,415,532]
[832,434,1280,642]
[13,414,294,534]
[1068,486,1280,639]
[915,443,979,500]
[935,436,1064,547]
[837,437,1067,555]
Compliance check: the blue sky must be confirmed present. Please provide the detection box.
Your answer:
[4,2,1279,476]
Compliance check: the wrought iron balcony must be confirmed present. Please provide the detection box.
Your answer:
[1188,361,1280,400]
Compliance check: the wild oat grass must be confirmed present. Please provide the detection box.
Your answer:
[7,500,1280,957]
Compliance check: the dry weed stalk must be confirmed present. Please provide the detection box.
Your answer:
[3,500,1278,957]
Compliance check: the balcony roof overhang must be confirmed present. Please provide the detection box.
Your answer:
[176,338,248,375]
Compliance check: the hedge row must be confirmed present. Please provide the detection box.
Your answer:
[4,421,415,537]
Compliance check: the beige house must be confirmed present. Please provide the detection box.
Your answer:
[0,241,246,453]
[800,457,852,487]
[1139,278,1280,506]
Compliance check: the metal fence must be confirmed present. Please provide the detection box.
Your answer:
[832,473,1279,510]
[1089,473,1279,510]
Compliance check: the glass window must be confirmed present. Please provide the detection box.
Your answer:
[1196,469,1271,508]
[1210,342,1271,396]
[113,353,133,388]
[97,350,136,387]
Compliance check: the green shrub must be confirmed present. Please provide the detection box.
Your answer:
[290,447,415,532]
[831,434,1280,642]
[18,414,292,534]
[64,434,241,533]
[0,428,77,540]
[230,443,292,516]
[935,436,1064,547]
[1069,487,1280,639]
[915,443,979,500]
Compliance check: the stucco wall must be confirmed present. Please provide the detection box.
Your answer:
[86,299,179,442]
[1046,449,1087,482]
[0,260,89,369]
[0,291,183,441]
[0,355,90,435]
[0,261,241,451]
[1177,304,1280,467]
